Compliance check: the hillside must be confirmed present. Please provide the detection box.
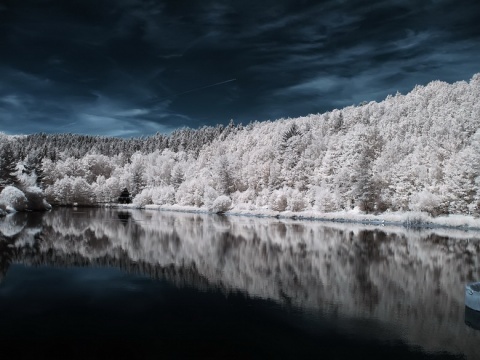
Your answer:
[1,74,479,217]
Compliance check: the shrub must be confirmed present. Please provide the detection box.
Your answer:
[269,190,287,212]
[175,179,204,207]
[133,188,153,207]
[0,186,28,212]
[289,196,306,212]
[203,185,219,208]
[210,195,232,213]
[314,186,337,212]
[287,189,306,212]
[409,190,444,216]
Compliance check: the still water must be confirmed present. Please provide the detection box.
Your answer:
[0,208,479,359]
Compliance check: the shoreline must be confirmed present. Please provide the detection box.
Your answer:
[97,203,480,232]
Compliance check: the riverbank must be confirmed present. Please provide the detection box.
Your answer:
[103,203,480,232]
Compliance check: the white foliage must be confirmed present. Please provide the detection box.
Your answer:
[175,179,204,207]
[314,186,339,212]
[203,185,219,208]
[231,188,256,206]
[0,186,28,212]
[92,173,125,203]
[133,188,153,207]
[287,188,307,212]
[255,188,271,208]
[151,186,176,205]
[17,163,36,189]
[28,73,480,217]
[409,190,443,215]
[45,176,93,205]
[269,190,288,212]
[209,195,232,213]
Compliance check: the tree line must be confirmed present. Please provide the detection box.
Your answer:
[1,74,479,216]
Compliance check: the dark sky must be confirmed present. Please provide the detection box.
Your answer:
[0,0,479,137]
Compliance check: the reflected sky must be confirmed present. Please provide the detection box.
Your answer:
[0,208,479,358]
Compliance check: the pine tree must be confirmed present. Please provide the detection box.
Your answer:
[0,143,20,191]
[22,155,36,177]
[215,156,234,195]
[131,168,146,196]
[35,158,45,189]
[171,165,185,190]
[280,123,301,152]
[351,130,382,213]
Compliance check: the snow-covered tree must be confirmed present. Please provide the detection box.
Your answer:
[2,73,479,217]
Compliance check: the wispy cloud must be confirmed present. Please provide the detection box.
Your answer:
[1,95,23,107]
[114,108,151,117]
[0,0,479,134]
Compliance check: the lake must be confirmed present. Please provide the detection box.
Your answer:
[0,208,479,359]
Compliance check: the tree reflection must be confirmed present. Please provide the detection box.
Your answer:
[1,208,480,357]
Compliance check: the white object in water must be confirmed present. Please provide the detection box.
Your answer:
[465,282,480,311]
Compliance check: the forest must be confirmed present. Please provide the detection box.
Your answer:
[1,74,479,217]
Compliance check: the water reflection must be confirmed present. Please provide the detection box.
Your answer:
[117,211,130,225]
[1,208,480,358]
[465,306,480,331]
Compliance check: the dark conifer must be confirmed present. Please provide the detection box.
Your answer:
[0,143,19,191]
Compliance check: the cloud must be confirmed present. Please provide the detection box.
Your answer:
[0,0,479,135]
[114,109,151,117]
[0,66,180,137]
[0,95,23,108]
[243,0,480,117]
[273,35,480,115]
